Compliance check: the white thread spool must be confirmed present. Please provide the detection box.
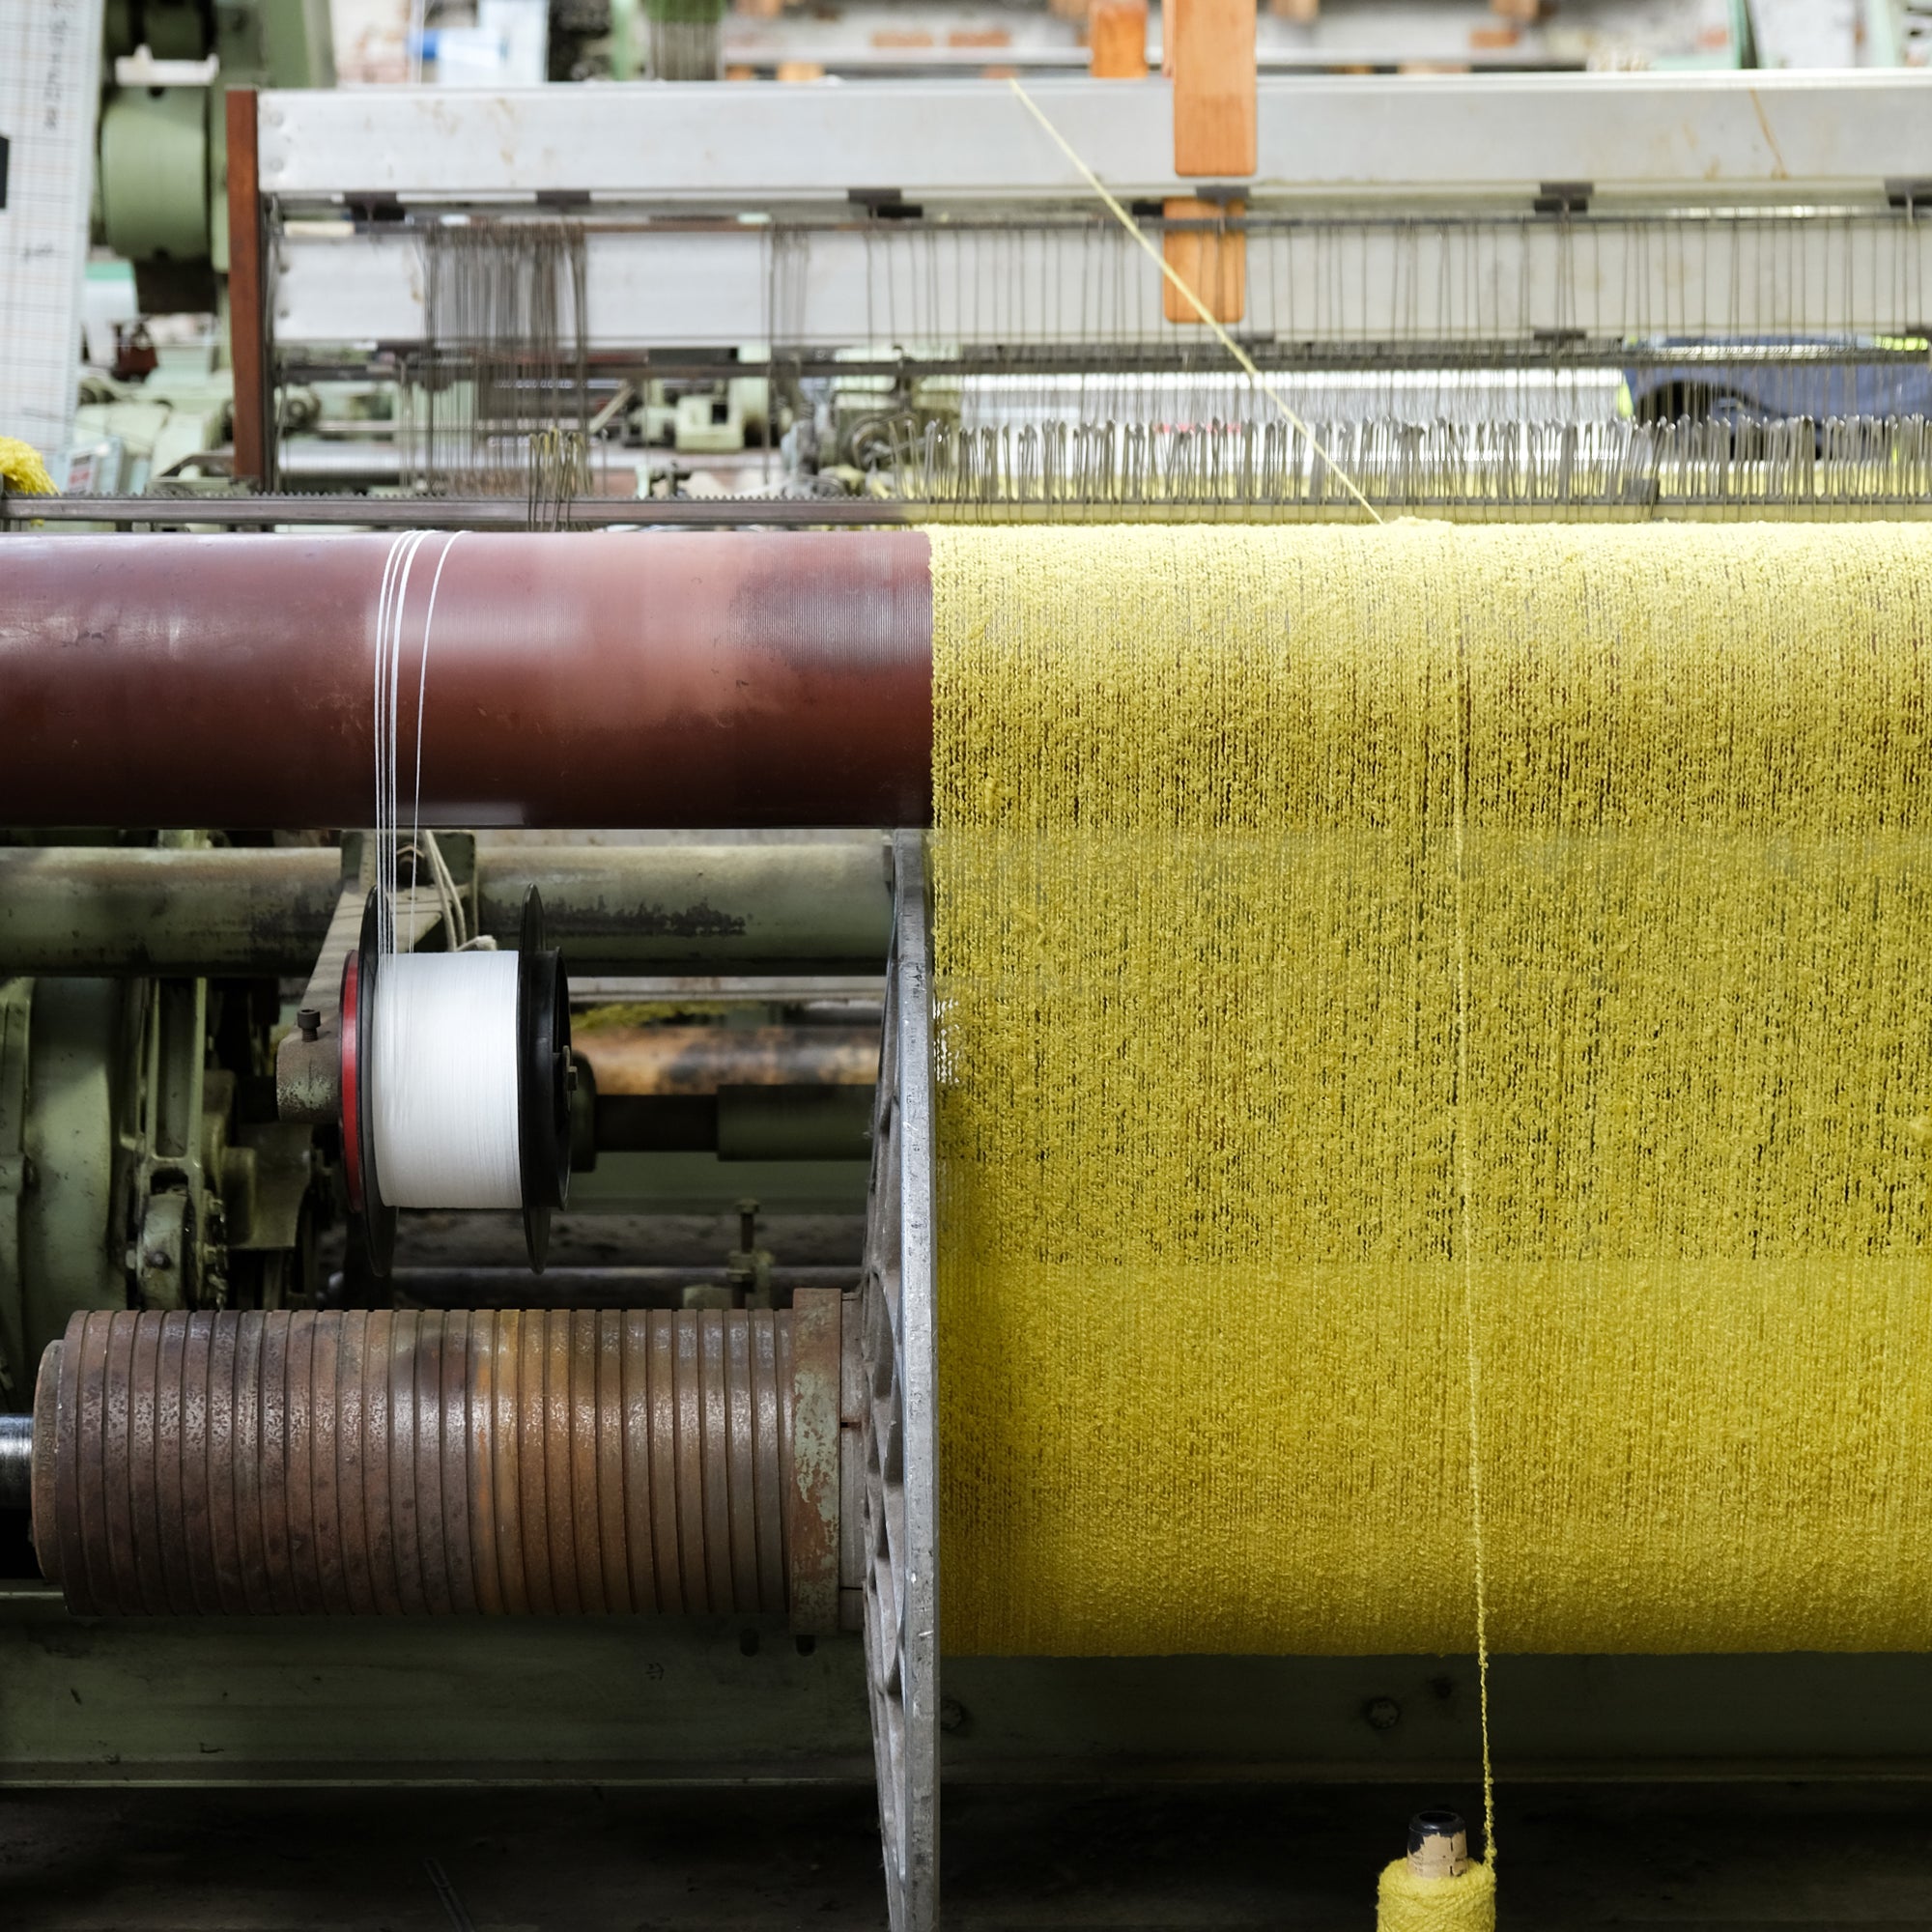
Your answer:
[369,952,525,1209]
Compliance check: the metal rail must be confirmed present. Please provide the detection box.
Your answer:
[0,842,892,976]
[256,74,1932,203]
[0,494,906,527]
[860,832,939,1932]
[357,1265,860,1306]
[14,482,1932,534]
[0,845,343,975]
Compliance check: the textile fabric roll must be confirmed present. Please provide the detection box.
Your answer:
[930,523,1932,1656]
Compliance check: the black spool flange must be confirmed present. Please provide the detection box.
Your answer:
[516,885,572,1272]
[347,889,398,1278]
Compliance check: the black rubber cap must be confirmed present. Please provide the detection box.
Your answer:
[1407,1811,1465,1857]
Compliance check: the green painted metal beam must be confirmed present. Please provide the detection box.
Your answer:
[0,843,892,977]
[0,847,342,977]
[10,1583,1932,1786]
[475,842,891,971]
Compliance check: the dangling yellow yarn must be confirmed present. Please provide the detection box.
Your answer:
[1377,1859,1496,1932]
[0,438,57,496]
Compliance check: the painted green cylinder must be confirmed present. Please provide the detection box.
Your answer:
[99,87,211,263]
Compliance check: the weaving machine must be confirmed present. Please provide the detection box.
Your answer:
[10,517,1932,1928]
[9,65,1926,514]
[10,43,1932,1932]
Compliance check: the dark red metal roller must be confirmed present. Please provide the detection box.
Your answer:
[0,532,933,830]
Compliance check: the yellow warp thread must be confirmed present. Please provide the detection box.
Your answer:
[1002,76,1382,526]
[1377,1860,1496,1932]
[931,522,1932,1658]
[0,439,56,496]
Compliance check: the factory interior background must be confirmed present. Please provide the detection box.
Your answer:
[6,1,1932,1927]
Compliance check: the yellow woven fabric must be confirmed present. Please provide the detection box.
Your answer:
[1377,1860,1496,1932]
[0,438,56,496]
[930,523,1932,1657]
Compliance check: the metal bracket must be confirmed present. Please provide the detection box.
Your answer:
[275,879,364,1124]
[787,1284,844,1634]
[278,839,481,1126]
[129,977,210,1310]
[1534,180,1592,215]
[859,830,939,1932]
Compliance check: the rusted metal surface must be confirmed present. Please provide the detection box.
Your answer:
[0,533,933,831]
[276,883,364,1126]
[579,1024,879,1096]
[361,1265,860,1308]
[0,839,885,979]
[786,1288,844,1634]
[474,842,892,967]
[33,1305,842,1624]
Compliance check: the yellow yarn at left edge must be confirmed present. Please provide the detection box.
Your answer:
[1377,1859,1495,1932]
[0,439,57,496]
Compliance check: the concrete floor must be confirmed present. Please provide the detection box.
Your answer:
[6,1780,1932,1929]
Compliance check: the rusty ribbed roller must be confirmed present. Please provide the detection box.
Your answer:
[30,1301,842,1628]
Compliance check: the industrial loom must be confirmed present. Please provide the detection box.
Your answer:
[7,54,1932,1932]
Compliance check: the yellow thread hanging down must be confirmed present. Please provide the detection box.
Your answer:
[930,521,1932,1661]
[1448,630,1497,1870]
[1004,79,1383,526]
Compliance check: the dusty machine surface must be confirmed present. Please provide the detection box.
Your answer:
[8,17,1932,1930]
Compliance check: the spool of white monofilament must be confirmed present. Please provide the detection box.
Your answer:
[369,952,524,1210]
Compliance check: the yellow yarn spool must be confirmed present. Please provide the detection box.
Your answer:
[930,523,1932,1658]
[0,438,57,496]
[1377,1859,1496,1932]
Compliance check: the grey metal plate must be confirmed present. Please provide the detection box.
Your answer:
[856,832,939,1932]
[259,73,1932,204]
[17,1589,1932,1786]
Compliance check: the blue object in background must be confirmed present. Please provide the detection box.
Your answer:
[1621,336,1932,424]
